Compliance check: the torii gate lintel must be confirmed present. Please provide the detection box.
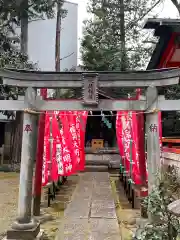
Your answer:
[1,67,180,88]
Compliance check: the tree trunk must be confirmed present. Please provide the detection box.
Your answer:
[20,1,28,55]
[120,0,126,71]
[11,0,28,168]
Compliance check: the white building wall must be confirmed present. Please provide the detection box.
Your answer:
[0,1,78,120]
[16,1,78,71]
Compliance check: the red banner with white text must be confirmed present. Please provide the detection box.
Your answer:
[131,112,141,185]
[116,111,145,185]
[42,111,88,186]
[81,111,88,169]
[75,111,88,171]
[42,113,50,186]
[116,112,125,168]
[52,113,63,180]
[121,111,131,176]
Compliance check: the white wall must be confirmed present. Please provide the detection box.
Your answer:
[16,1,78,71]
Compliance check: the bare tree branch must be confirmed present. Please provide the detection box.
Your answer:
[60,52,74,61]
[126,0,162,30]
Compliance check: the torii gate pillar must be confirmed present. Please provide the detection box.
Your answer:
[145,86,161,193]
[6,88,40,240]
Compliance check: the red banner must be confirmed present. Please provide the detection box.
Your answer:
[116,111,146,185]
[66,111,81,170]
[116,112,125,167]
[136,112,147,185]
[158,112,162,148]
[52,113,63,180]
[59,110,88,172]
[42,110,88,185]
[131,112,141,185]
[75,111,88,171]
[42,113,50,186]
[59,111,78,176]
[80,111,88,170]
[122,111,131,175]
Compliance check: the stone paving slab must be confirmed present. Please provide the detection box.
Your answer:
[73,190,92,199]
[63,219,89,234]
[57,219,89,240]
[94,182,111,188]
[64,206,90,219]
[92,186,112,193]
[92,191,114,201]
[89,219,120,240]
[91,200,117,219]
[56,172,121,240]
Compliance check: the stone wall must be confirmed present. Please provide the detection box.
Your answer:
[162,152,180,174]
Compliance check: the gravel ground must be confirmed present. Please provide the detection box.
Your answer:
[110,176,141,239]
[0,172,79,240]
[0,173,19,239]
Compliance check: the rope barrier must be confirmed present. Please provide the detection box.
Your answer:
[23,108,39,115]
[21,109,160,116]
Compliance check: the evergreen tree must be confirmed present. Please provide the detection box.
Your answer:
[0,0,66,25]
[80,0,162,71]
[0,0,67,167]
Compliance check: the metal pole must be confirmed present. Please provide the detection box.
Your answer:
[33,88,47,216]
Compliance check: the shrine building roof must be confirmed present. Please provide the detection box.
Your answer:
[144,18,180,69]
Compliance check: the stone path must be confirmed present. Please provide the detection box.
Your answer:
[56,172,121,240]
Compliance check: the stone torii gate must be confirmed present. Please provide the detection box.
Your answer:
[1,67,180,239]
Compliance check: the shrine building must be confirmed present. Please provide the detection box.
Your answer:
[144,18,180,144]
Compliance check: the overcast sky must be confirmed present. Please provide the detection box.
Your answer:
[69,0,179,62]
[70,0,179,38]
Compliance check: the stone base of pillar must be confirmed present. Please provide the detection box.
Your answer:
[5,220,40,240]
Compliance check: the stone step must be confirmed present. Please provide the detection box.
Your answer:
[85,165,108,172]
[86,159,109,166]
[85,162,120,170]
[86,154,120,161]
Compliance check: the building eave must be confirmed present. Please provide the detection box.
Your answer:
[144,18,180,69]
[143,18,180,31]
